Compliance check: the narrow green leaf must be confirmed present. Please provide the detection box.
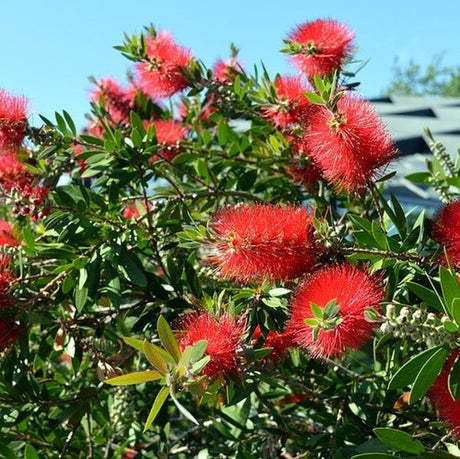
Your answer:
[451,298,460,326]
[191,355,211,374]
[144,386,170,431]
[304,91,325,105]
[390,193,407,237]
[406,281,444,311]
[440,266,460,315]
[190,340,208,362]
[389,346,444,390]
[105,370,162,385]
[352,454,401,459]
[268,287,291,297]
[143,340,168,375]
[448,354,460,400]
[409,346,449,404]
[123,336,144,352]
[25,444,40,459]
[310,302,323,319]
[157,316,181,363]
[123,337,176,364]
[170,390,199,425]
[373,427,425,454]
[304,318,320,327]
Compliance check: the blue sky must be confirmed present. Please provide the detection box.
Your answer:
[2,0,459,129]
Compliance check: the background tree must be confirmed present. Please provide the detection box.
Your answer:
[386,54,460,96]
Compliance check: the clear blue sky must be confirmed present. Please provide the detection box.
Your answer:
[2,0,459,129]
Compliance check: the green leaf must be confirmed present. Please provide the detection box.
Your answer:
[448,354,460,400]
[144,386,170,431]
[25,444,40,459]
[406,281,444,311]
[105,370,163,385]
[123,337,176,364]
[389,346,444,390]
[323,299,339,318]
[170,390,199,425]
[310,302,323,319]
[304,318,319,327]
[304,91,325,105]
[190,340,208,362]
[452,298,460,326]
[373,427,424,454]
[409,346,449,404]
[268,287,291,297]
[440,266,460,316]
[119,250,147,288]
[123,336,144,352]
[157,316,181,363]
[191,355,211,374]
[74,284,88,312]
[143,340,168,375]
[352,454,402,459]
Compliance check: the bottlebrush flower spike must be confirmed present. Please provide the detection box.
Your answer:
[146,119,188,162]
[0,319,20,351]
[288,264,383,359]
[252,326,293,361]
[305,94,397,192]
[0,221,19,247]
[136,30,192,98]
[0,150,32,193]
[262,75,313,129]
[212,57,242,84]
[285,159,322,193]
[0,253,14,309]
[91,78,132,124]
[0,89,28,149]
[209,204,320,283]
[178,312,245,378]
[286,19,355,76]
[432,200,460,268]
[429,351,460,439]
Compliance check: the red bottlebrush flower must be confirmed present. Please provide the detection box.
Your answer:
[0,253,14,308]
[286,19,355,76]
[432,200,460,268]
[123,201,150,220]
[178,312,245,378]
[285,159,322,193]
[136,31,192,98]
[305,94,397,192]
[264,330,293,361]
[209,204,320,283]
[288,264,383,359]
[262,75,313,129]
[147,119,188,162]
[212,57,242,84]
[251,326,293,361]
[90,78,132,124]
[0,221,19,247]
[0,150,31,193]
[0,319,20,351]
[429,350,460,439]
[0,89,28,149]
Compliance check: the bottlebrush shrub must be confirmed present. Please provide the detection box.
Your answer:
[0,16,460,459]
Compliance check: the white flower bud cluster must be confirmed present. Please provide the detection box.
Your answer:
[110,386,129,434]
[380,304,458,348]
[428,173,454,204]
[313,221,349,249]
